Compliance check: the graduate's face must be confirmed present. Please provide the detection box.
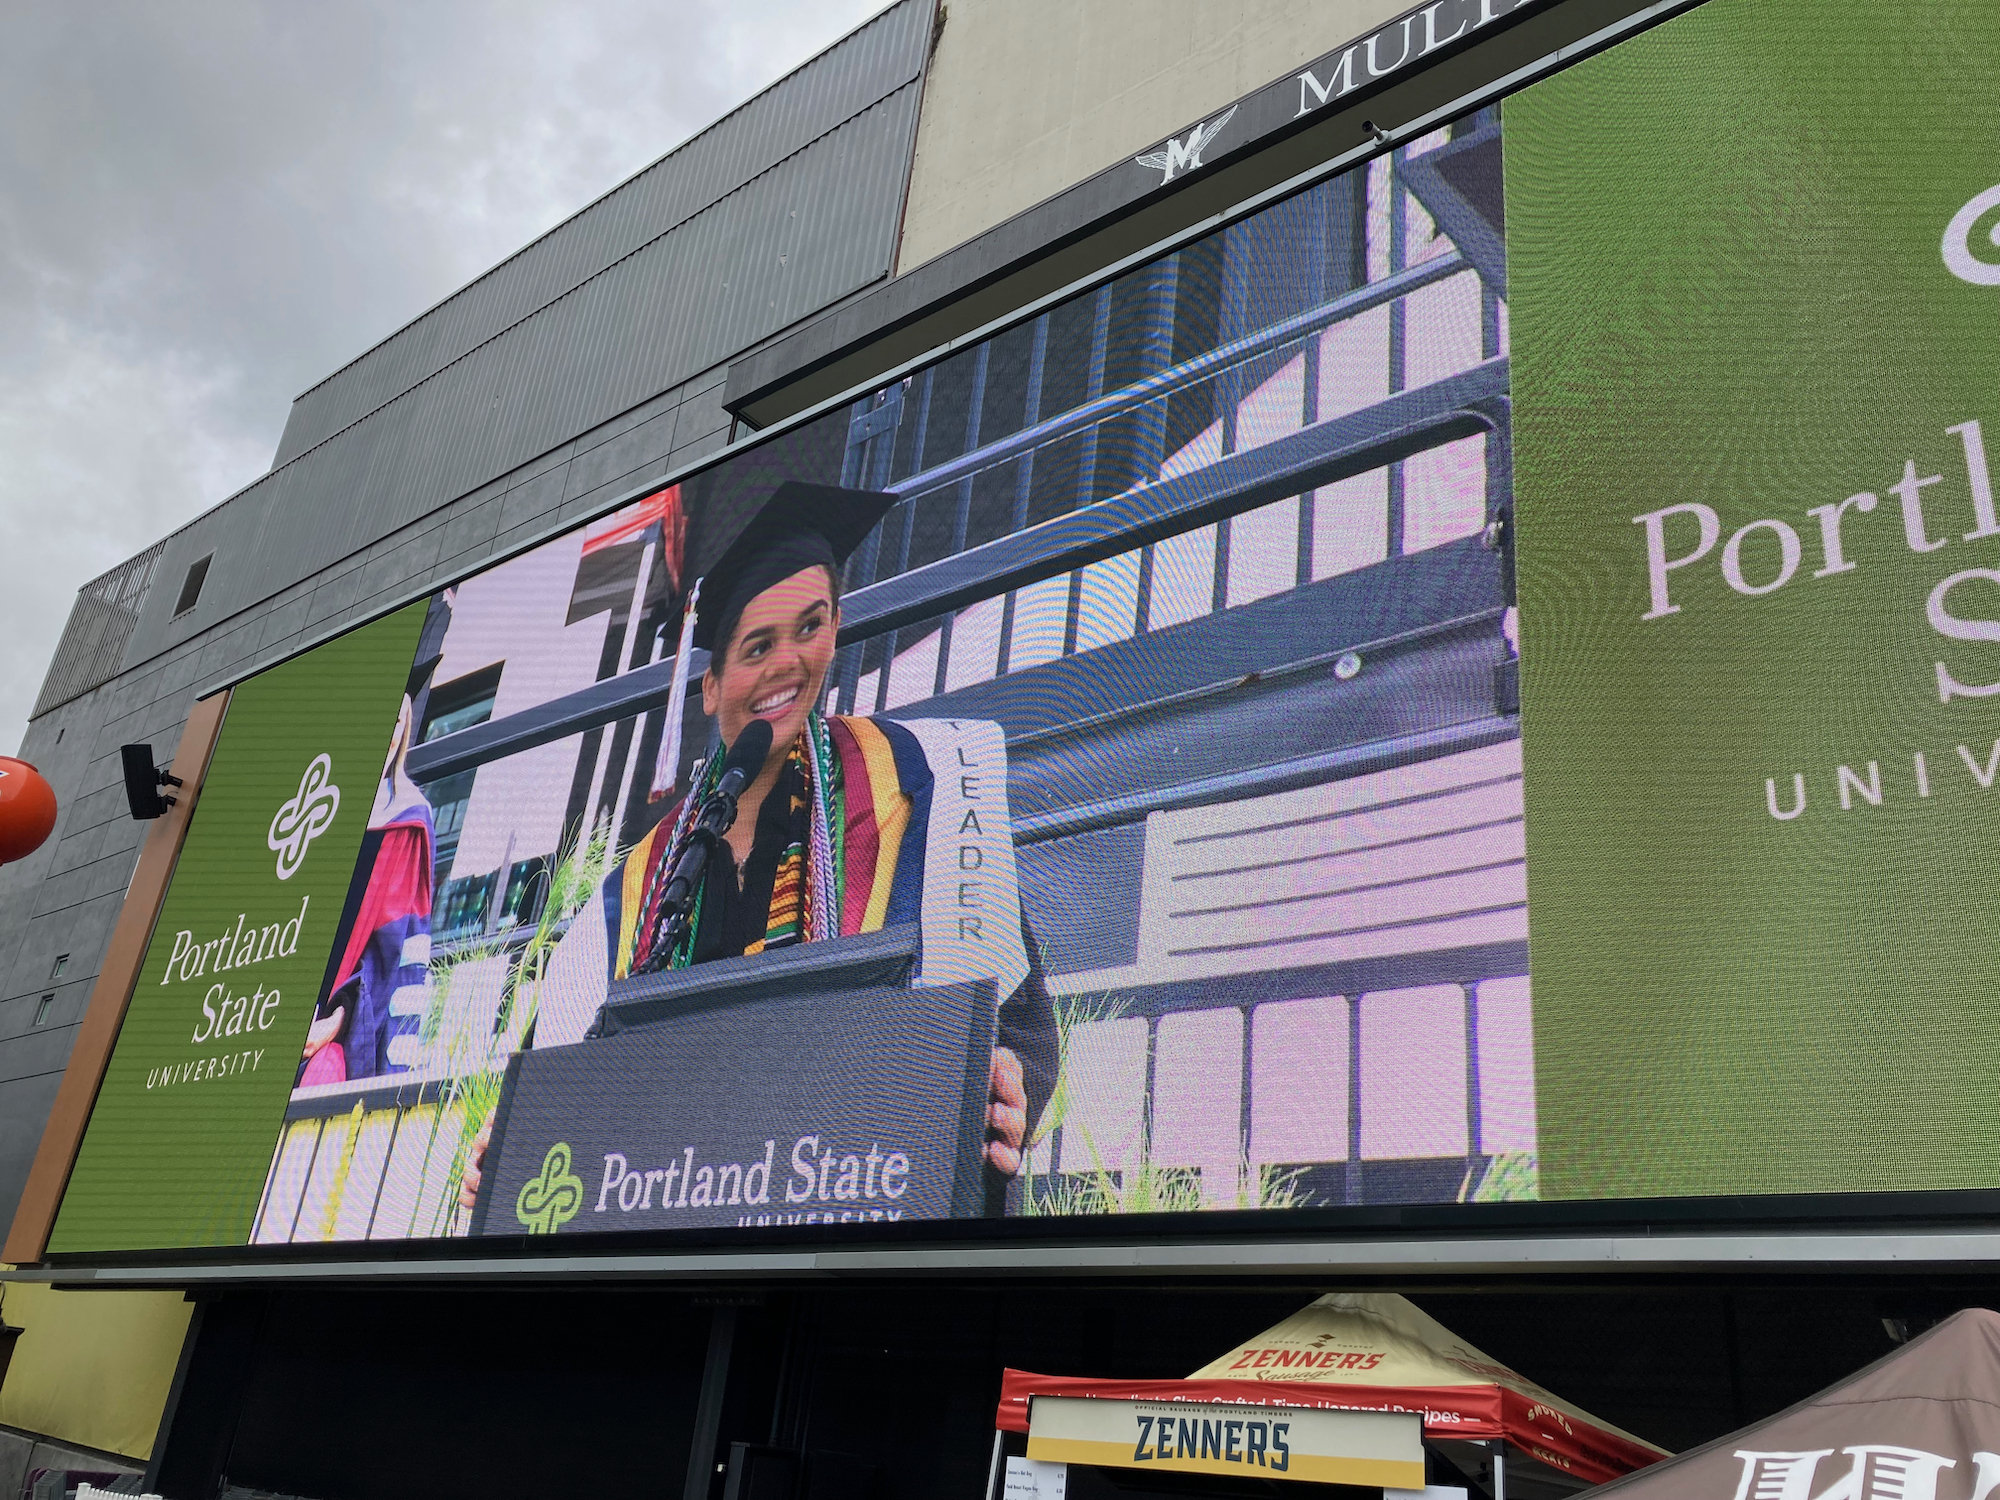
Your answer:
[702,565,840,752]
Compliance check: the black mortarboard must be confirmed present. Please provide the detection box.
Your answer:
[689,481,897,655]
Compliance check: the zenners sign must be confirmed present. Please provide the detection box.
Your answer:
[1024,1397,1424,1489]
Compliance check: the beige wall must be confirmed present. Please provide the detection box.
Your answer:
[898,0,1413,272]
[0,1278,192,1460]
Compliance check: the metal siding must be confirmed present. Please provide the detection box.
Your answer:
[0,653,195,1225]
[232,81,912,620]
[272,0,929,464]
[46,5,928,718]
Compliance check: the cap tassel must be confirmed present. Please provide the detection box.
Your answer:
[650,576,702,801]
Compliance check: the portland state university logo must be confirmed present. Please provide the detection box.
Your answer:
[267,753,340,881]
[516,1143,584,1233]
[1944,181,2000,286]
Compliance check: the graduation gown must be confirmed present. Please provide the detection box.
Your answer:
[302,795,436,1085]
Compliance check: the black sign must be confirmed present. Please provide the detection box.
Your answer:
[474,977,996,1236]
[1128,0,1546,188]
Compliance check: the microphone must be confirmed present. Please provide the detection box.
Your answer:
[702,718,774,831]
[633,719,778,970]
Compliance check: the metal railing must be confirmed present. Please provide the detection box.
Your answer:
[407,354,1508,786]
[881,251,1467,503]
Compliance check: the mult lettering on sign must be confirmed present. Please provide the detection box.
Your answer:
[1132,1415,1291,1472]
[1294,0,1537,117]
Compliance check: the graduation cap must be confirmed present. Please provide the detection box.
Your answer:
[689,481,897,654]
[649,480,896,799]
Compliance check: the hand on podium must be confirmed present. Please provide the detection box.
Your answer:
[986,1047,1027,1175]
[458,1112,493,1212]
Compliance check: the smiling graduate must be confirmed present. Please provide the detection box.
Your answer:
[628,482,929,972]
[461,482,1057,1209]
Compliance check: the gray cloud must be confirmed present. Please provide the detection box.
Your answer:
[0,0,889,753]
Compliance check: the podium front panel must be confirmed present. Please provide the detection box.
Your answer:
[477,978,997,1235]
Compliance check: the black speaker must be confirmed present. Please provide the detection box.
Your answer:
[121,744,182,820]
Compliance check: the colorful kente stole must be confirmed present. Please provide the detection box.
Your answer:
[610,713,932,981]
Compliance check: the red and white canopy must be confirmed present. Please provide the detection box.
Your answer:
[995,1292,1668,1485]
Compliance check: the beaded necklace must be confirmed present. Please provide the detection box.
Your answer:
[635,712,844,972]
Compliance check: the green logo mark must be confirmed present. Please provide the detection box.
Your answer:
[515,1142,584,1233]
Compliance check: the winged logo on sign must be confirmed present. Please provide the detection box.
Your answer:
[1136,105,1236,184]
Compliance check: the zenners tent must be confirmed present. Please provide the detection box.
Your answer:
[997,1292,1668,1484]
[1570,1307,2000,1500]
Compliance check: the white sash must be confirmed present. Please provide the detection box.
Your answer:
[900,719,1030,1001]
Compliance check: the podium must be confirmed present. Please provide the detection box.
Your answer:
[469,925,1000,1236]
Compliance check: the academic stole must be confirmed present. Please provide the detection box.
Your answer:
[633,715,843,972]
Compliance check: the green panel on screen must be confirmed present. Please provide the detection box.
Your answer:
[1508,0,2000,1197]
[49,604,426,1251]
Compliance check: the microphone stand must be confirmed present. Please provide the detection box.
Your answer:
[652,776,750,953]
[610,718,773,990]
[582,769,756,1042]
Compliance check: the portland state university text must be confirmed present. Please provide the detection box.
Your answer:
[140,897,311,1092]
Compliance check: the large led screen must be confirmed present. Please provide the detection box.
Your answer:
[46,0,2000,1253]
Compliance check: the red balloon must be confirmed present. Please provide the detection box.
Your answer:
[0,757,58,863]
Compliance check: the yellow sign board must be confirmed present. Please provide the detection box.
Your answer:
[1025,1395,1425,1487]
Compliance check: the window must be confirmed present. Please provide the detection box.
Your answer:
[34,995,54,1026]
[173,554,213,617]
[420,665,501,743]
[424,770,477,883]
[418,665,502,886]
[498,856,553,929]
[433,872,500,941]
[49,953,68,980]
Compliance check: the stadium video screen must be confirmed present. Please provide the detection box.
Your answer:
[47,0,2000,1252]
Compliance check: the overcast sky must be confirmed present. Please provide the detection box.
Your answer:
[0,0,889,756]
